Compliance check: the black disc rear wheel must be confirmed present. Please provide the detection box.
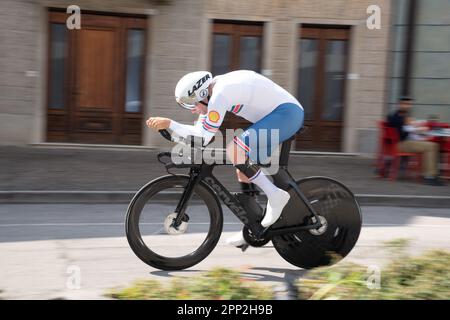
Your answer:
[272,177,362,269]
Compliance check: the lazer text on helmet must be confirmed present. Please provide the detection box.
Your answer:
[188,74,211,97]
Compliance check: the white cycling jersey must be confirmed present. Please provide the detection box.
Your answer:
[169,70,302,144]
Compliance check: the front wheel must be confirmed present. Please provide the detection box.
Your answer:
[272,177,362,269]
[126,175,223,270]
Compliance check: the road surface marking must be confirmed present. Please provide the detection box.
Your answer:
[0,223,448,227]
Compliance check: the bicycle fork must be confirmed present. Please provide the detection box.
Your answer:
[171,168,201,229]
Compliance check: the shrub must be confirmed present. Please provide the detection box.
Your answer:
[297,249,450,300]
[107,267,273,300]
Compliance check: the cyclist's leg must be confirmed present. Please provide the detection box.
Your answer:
[228,103,304,199]
[225,103,304,246]
[227,103,304,166]
[239,103,304,227]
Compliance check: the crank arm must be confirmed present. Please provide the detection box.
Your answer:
[267,221,323,237]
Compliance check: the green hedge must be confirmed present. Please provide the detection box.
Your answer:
[108,244,450,300]
[297,249,450,300]
[107,268,273,300]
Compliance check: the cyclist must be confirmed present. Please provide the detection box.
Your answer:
[146,70,304,248]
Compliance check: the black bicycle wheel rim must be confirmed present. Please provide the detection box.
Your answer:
[126,175,223,270]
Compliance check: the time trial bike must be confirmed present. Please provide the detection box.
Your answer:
[126,129,362,270]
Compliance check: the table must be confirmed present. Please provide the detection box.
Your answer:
[426,129,450,178]
[425,129,450,138]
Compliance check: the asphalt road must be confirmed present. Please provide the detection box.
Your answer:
[0,204,449,299]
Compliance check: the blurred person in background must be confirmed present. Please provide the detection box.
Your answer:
[387,96,444,186]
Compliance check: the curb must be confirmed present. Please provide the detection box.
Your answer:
[0,191,136,204]
[1,191,450,207]
[355,194,450,208]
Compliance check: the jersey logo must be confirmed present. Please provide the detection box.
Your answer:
[231,104,244,114]
[208,111,220,123]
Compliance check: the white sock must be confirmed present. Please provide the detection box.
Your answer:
[248,170,279,196]
[249,170,290,227]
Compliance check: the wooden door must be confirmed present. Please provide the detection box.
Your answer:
[71,14,121,143]
[46,11,147,145]
[295,26,350,151]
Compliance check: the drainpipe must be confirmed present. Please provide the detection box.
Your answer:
[402,0,418,97]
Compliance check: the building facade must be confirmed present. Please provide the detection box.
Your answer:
[0,0,393,154]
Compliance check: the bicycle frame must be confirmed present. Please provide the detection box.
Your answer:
[169,160,323,239]
[157,130,323,239]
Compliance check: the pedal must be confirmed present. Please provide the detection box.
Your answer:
[237,243,249,252]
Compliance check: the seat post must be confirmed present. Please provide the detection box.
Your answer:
[271,133,299,189]
[279,137,294,167]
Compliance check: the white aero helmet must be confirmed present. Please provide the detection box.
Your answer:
[175,71,213,109]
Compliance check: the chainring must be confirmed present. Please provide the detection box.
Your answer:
[243,226,271,247]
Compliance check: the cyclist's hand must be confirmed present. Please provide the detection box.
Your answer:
[146,117,171,131]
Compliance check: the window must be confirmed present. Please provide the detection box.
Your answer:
[125,29,145,113]
[212,34,231,75]
[211,22,263,75]
[48,23,67,109]
[211,21,263,131]
[297,38,318,120]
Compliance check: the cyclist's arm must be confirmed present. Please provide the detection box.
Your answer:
[194,114,208,130]
[169,116,219,146]
[168,114,208,141]
[169,120,203,139]
[169,97,228,145]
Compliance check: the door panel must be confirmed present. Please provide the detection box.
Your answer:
[295,27,349,152]
[77,29,116,111]
[72,20,120,143]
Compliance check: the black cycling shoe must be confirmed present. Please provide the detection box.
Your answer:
[423,177,445,186]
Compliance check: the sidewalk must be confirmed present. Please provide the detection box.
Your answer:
[1,146,449,206]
